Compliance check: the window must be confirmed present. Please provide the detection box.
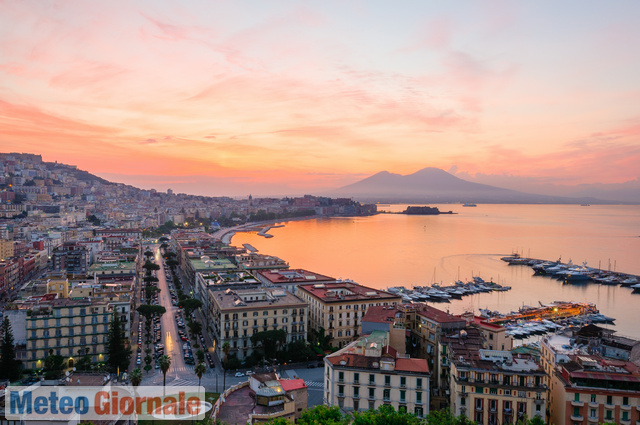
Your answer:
[414,407,423,417]
[338,371,344,382]
[384,375,390,386]
[490,399,497,412]
[353,400,359,411]
[400,390,406,403]
[369,388,375,399]
[590,394,596,403]
[416,378,423,389]
[353,386,359,398]
[503,375,511,385]
[475,386,483,394]
[416,392,422,404]
[383,389,390,401]
[574,393,580,402]
[622,411,629,421]
[400,377,406,387]
[606,395,612,405]
[605,410,613,420]
[589,408,596,418]
[476,399,483,409]
[489,388,497,395]
[354,373,360,384]
[623,396,629,405]
[369,374,375,384]
[338,385,344,397]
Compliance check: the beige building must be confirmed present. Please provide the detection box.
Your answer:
[449,349,547,425]
[209,287,307,362]
[297,282,402,348]
[14,294,131,369]
[0,239,14,260]
[324,330,430,417]
[467,314,514,351]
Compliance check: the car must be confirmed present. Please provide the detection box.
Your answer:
[136,358,141,365]
[181,336,188,341]
[185,358,195,365]
[155,363,160,369]
[306,364,316,368]
[246,371,254,375]
[234,372,244,377]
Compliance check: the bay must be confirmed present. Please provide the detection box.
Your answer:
[232,204,640,339]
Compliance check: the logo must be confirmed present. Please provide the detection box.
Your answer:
[6,386,208,421]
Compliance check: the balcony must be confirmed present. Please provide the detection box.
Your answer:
[589,402,599,408]
[338,393,345,398]
[570,415,584,422]
[587,415,598,423]
[475,406,483,412]
[621,404,632,411]
[605,403,615,409]
[571,401,584,407]
[534,399,545,405]
[620,420,630,425]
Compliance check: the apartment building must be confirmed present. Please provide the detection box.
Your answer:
[297,282,402,348]
[209,287,307,362]
[11,293,131,369]
[52,241,89,275]
[324,330,430,417]
[541,332,640,425]
[254,268,336,294]
[449,348,547,425]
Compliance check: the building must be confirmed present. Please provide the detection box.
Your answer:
[9,293,131,369]
[449,348,547,425]
[467,315,514,352]
[549,354,640,425]
[254,268,336,294]
[324,330,430,417]
[209,287,307,362]
[0,239,14,260]
[297,282,402,348]
[213,372,309,424]
[52,242,89,275]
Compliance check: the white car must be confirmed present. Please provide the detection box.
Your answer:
[234,372,244,377]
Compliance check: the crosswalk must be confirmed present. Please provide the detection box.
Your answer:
[167,378,198,387]
[171,365,195,373]
[304,380,324,388]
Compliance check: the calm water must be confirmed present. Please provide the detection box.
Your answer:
[232,204,640,339]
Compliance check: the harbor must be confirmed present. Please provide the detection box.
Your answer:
[387,276,512,303]
[501,254,640,290]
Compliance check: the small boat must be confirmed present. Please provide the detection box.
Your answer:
[462,203,477,207]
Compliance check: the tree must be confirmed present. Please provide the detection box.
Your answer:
[222,342,231,363]
[194,362,206,388]
[130,368,142,387]
[196,349,205,363]
[0,317,21,381]
[106,312,132,373]
[250,329,286,361]
[297,405,348,425]
[188,320,202,338]
[311,327,333,350]
[180,298,203,317]
[144,250,154,258]
[353,404,423,425]
[159,355,171,388]
[43,354,65,379]
[87,215,101,225]
[143,261,160,272]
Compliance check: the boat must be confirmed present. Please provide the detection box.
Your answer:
[462,203,477,207]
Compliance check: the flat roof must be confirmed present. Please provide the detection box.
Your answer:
[297,282,400,303]
[212,288,306,310]
[189,257,235,271]
[256,269,336,284]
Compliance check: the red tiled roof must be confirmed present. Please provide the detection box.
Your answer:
[395,358,429,374]
[473,316,503,330]
[417,305,465,324]
[362,306,397,323]
[298,282,400,302]
[279,379,307,392]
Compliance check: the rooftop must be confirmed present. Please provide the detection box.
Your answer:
[212,287,306,310]
[297,282,400,303]
[256,269,336,284]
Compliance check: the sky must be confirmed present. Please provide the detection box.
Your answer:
[1,0,640,196]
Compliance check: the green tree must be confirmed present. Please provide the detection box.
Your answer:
[0,316,21,381]
[297,405,348,425]
[180,298,203,317]
[87,215,101,225]
[43,354,65,379]
[106,312,132,373]
[194,362,206,388]
[311,327,333,350]
[222,342,231,363]
[143,261,160,272]
[353,404,423,425]
[196,349,205,364]
[188,320,202,338]
[159,355,171,388]
[130,368,142,387]
[251,329,286,361]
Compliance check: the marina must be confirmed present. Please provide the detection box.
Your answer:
[387,276,512,303]
[501,254,640,290]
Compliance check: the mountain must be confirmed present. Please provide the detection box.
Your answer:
[328,167,603,204]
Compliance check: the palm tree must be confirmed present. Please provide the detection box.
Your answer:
[194,362,206,388]
[158,355,172,388]
[130,368,142,387]
[222,342,231,365]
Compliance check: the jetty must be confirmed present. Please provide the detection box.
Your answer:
[500,254,640,290]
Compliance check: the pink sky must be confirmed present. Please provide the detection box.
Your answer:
[1,1,639,196]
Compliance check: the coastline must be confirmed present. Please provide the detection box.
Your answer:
[214,214,325,245]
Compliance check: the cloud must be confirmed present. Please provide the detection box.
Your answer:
[139,138,158,145]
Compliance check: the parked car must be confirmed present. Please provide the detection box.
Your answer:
[234,372,244,377]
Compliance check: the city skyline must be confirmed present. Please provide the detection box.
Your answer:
[1,1,640,196]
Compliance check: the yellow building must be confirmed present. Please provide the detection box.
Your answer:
[0,239,14,260]
[324,330,431,417]
[449,349,547,424]
[297,282,402,348]
[209,287,307,362]
[17,295,131,369]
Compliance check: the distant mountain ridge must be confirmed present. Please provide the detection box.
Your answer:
[328,167,606,204]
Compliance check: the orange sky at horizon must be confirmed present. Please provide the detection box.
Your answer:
[1,1,639,196]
